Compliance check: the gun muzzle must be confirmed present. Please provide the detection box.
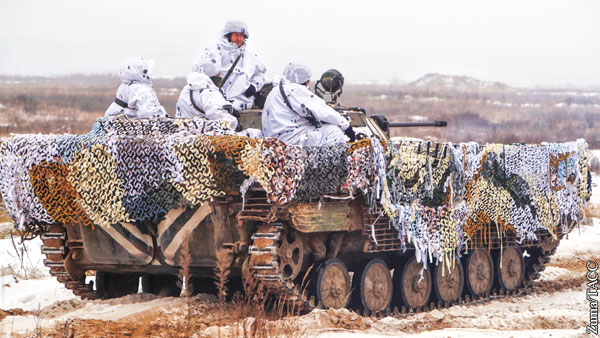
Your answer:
[388,121,447,127]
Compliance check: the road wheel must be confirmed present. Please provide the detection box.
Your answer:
[351,259,393,312]
[393,256,431,310]
[464,248,494,297]
[433,259,464,303]
[496,247,524,290]
[277,229,304,280]
[141,274,181,297]
[311,258,351,309]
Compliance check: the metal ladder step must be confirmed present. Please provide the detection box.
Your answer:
[248,246,277,254]
[43,259,64,268]
[50,271,70,277]
[255,274,281,281]
[41,233,66,241]
[250,265,277,270]
[41,246,64,255]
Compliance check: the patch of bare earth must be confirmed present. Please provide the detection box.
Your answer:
[3,236,593,338]
[33,271,587,338]
[0,308,29,322]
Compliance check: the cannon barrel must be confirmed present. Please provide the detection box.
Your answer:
[389,121,447,127]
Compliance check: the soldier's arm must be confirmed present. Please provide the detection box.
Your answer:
[289,86,349,129]
[129,84,168,118]
[248,53,267,91]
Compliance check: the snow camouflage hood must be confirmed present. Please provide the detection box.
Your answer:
[222,19,249,38]
[283,62,312,84]
[186,72,216,91]
[119,58,154,85]
[0,117,591,270]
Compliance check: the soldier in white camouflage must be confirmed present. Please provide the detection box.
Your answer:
[104,58,168,119]
[262,62,356,146]
[191,20,266,111]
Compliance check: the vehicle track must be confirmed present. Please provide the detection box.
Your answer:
[42,222,558,317]
[246,222,558,317]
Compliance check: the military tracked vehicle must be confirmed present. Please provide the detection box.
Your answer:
[1,71,590,315]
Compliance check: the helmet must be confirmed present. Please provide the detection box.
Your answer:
[320,69,344,93]
[370,114,389,133]
[283,62,311,84]
[222,20,249,38]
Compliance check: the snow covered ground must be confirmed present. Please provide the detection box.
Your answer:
[0,227,74,313]
[0,173,598,337]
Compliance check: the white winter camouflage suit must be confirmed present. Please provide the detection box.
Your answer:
[175,72,238,130]
[262,63,349,146]
[104,58,168,118]
[191,20,266,111]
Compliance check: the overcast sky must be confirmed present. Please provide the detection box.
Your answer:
[1,0,599,87]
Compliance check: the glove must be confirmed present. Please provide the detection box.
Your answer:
[344,126,356,142]
[243,85,256,98]
[223,104,241,118]
[235,123,243,132]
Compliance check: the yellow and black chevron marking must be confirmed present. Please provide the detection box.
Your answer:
[156,203,213,265]
[83,221,154,265]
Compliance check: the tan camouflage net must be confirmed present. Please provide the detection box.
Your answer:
[67,143,132,228]
[238,139,274,196]
[170,134,225,205]
[29,160,94,229]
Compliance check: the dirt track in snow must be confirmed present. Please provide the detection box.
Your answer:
[0,222,596,337]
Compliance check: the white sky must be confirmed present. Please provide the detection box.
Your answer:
[1,0,599,87]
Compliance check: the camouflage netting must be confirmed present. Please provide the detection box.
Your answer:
[381,139,590,268]
[0,117,591,270]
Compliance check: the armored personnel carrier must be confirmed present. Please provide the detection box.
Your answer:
[0,73,591,314]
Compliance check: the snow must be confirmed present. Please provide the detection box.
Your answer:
[409,115,427,122]
[314,285,588,337]
[1,294,184,334]
[319,328,586,338]
[0,235,77,312]
[0,236,46,280]
[486,100,513,107]
[530,91,600,97]
[0,277,74,312]
[554,102,591,108]
[549,91,599,97]
[555,221,600,259]
[418,97,445,102]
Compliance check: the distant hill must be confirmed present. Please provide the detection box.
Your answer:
[406,73,513,92]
